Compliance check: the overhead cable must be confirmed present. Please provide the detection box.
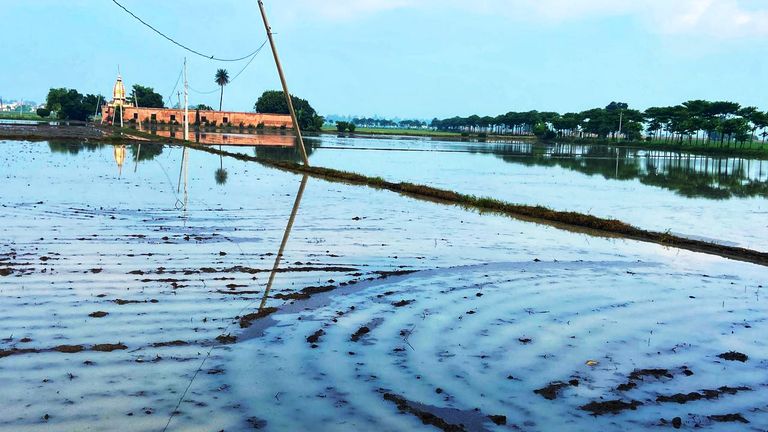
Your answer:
[111,0,264,62]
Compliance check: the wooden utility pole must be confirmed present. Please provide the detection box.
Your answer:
[257,0,310,166]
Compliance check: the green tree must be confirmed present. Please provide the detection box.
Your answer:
[254,90,323,131]
[214,69,230,111]
[336,121,349,132]
[45,88,103,121]
[129,85,164,108]
[194,104,213,111]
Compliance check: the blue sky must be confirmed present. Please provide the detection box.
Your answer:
[2,0,768,119]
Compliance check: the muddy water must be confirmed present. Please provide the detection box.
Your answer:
[302,136,768,252]
[1,140,766,431]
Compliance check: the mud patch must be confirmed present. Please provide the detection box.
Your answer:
[307,330,325,346]
[351,326,371,342]
[239,307,278,328]
[91,343,128,352]
[152,340,189,348]
[382,392,471,432]
[53,345,85,353]
[392,299,414,308]
[717,351,748,362]
[580,399,642,415]
[656,386,751,404]
[0,348,40,358]
[216,334,237,345]
[710,413,749,423]
[534,380,579,400]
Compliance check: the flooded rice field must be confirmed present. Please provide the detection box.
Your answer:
[305,135,768,252]
[1,139,767,431]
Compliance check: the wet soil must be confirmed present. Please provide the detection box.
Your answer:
[53,345,85,353]
[152,340,189,348]
[580,399,642,415]
[534,380,579,400]
[350,326,371,342]
[215,334,237,345]
[306,329,325,345]
[717,351,749,362]
[709,413,749,423]
[91,343,128,352]
[239,307,279,328]
[382,392,468,432]
[656,386,751,404]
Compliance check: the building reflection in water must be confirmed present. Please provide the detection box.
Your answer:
[114,145,126,177]
[147,127,296,147]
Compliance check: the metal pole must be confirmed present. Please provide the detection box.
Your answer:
[94,95,101,119]
[257,0,310,166]
[617,110,623,141]
[184,58,189,141]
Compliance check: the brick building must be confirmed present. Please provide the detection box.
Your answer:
[101,74,292,129]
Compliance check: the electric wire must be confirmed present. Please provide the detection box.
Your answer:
[188,40,268,95]
[166,67,183,107]
[111,0,263,62]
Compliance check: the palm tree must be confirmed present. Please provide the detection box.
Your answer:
[214,69,230,112]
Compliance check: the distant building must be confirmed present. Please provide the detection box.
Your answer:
[101,73,292,129]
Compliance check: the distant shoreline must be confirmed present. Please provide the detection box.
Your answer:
[1,122,766,159]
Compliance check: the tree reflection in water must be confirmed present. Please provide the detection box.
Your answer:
[489,143,768,200]
[46,140,767,200]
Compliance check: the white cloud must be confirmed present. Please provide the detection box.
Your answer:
[285,0,768,39]
[291,0,411,20]
[645,0,768,38]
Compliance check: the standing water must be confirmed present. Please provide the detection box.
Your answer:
[0,140,766,431]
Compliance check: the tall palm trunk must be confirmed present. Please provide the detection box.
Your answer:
[219,86,224,112]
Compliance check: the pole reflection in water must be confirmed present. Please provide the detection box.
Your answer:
[134,143,142,173]
[259,174,309,311]
[176,147,189,212]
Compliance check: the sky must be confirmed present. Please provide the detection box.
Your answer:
[2,0,768,119]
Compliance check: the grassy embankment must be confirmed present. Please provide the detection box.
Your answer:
[113,126,768,267]
[0,112,47,121]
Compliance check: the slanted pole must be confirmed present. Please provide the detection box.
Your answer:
[257,0,310,166]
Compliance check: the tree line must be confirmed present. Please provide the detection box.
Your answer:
[349,117,427,129]
[430,100,768,148]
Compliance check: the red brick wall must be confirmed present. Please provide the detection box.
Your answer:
[103,106,292,129]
